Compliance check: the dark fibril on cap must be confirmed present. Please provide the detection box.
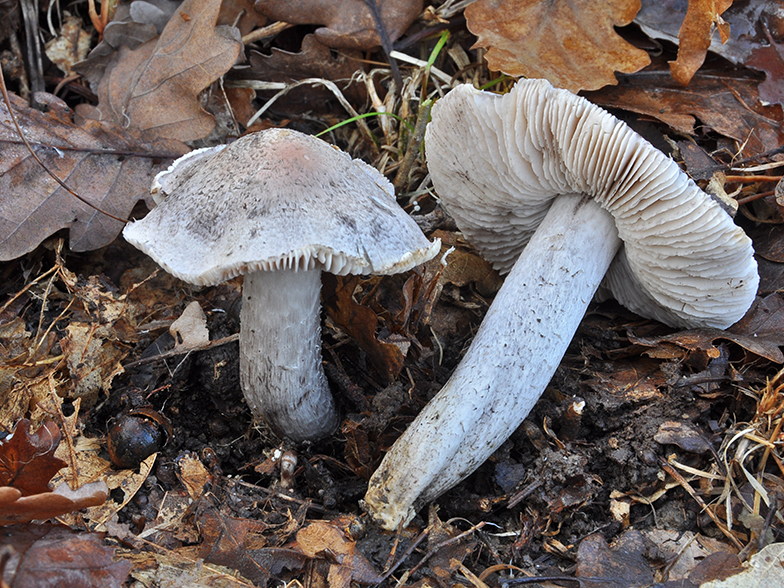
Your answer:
[363,79,758,530]
[124,128,440,443]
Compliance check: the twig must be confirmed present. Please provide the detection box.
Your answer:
[376,524,430,584]
[122,333,239,369]
[241,21,293,45]
[409,521,486,575]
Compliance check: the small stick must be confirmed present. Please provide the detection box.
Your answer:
[724,175,781,183]
[122,333,239,369]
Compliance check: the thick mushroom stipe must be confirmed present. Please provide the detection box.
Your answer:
[363,79,758,529]
[240,269,337,442]
[364,194,620,529]
[123,129,439,443]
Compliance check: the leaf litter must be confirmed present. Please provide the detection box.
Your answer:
[1,0,784,586]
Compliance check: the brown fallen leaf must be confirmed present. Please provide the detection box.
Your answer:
[322,274,405,384]
[726,293,784,361]
[195,493,308,586]
[297,521,383,586]
[751,225,784,264]
[584,67,784,157]
[576,531,654,587]
[0,91,187,261]
[687,550,743,584]
[217,0,267,35]
[0,420,108,525]
[746,24,784,107]
[465,0,651,92]
[424,507,476,583]
[636,1,784,101]
[654,421,713,454]
[60,322,127,407]
[78,0,242,142]
[73,1,173,87]
[635,0,772,63]
[246,34,364,111]
[253,0,422,50]
[0,420,66,496]
[586,357,669,408]
[0,523,131,586]
[669,0,733,86]
[44,13,92,76]
[431,230,503,297]
[175,451,213,499]
[628,296,784,364]
[197,499,268,562]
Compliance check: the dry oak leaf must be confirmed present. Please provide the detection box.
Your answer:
[584,69,784,157]
[0,92,187,261]
[465,0,651,92]
[78,0,242,142]
[670,0,733,86]
[0,523,130,586]
[60,322,127,407]
[253,0,422,50]
[297,521,383,586]
[246,34,365,109]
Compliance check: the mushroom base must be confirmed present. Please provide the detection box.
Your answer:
[363,194,622,529]
[240,269,338,442]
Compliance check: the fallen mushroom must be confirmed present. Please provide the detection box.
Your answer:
[363,79,758,529]
[123,129,439,442]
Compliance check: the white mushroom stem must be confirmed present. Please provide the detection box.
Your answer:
[364,194,621,529]
[240,269,338,442]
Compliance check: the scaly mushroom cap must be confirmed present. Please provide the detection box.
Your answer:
[425,80,758,329]
[124,128,440,286]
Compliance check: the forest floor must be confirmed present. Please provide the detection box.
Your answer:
[1,1,784,586]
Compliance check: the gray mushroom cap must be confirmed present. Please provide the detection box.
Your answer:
[123,128,440,285]
[424,80,758,329]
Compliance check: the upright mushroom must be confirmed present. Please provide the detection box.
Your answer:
[363,79,758,529]
[123,129,440,443]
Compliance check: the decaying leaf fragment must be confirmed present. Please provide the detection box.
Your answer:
[701,543,784,587]
[0,523,131,585]
[465,0,651,92]
[44,13,92,75]
[297,521,382,587]
[169,301,210,351]
[322,274,405,384]
[253,0,422,50]
[669,0,733,85]
[79,0,242,142]
[60,322,127,406]
[747,24,784,107]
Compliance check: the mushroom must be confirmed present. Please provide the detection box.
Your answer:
[363,79,758,529]
[123,129,440,443]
